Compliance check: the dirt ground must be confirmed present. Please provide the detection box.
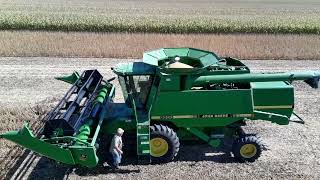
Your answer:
[0,58,319,180]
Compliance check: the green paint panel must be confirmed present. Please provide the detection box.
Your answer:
[152,89,253,116]
[157,117,242,127]
[251,81,291,89]
[159,75,181,91]
[186,127,221,148]
[251,82,294,117]
[254,110,289,125]
[102,118,136,134]
[69,146,99,168]
[0,123,75,165]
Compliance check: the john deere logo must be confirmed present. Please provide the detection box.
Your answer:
[152,114,253,120]
[80,154,87,161]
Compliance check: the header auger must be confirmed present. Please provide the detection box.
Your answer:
[1,48,319,167]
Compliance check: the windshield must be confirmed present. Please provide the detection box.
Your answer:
[128,75,153,109]
[118,76,128,102]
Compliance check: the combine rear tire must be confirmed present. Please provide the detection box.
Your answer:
[232,135,262,162]
[150,124,180,164]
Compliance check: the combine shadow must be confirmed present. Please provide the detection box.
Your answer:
[25,136,141,179]
[26,152,140,179]
[2,142,238,179]
[175,142,238,164]
[0,147,34,180]
[26,157,72,180]
[0,119,46,180]
[2,125,237,179]
[29,144,235,178]
[73,160,140,177]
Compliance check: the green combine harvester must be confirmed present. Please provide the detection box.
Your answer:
[1,48,319,167]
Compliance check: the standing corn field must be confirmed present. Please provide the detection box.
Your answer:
[0,0,320,34]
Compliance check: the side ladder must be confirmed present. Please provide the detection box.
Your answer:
[132,98,151,164]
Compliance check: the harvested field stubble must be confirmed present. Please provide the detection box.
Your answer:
[1,31,320,59]
[0,99,57,179]
[0,98,57,147]
[0,0,320,34]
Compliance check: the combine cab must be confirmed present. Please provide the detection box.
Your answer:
[1,48,319,167]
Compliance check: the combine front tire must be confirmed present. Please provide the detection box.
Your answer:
[150,124,180,164]
[232,135,262,162]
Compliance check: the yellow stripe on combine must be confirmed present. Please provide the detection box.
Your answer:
[254,105,293,110]
[173,115,195,119]
[151,114,254,120]
[233,114,253,118]
[152,116,161,119]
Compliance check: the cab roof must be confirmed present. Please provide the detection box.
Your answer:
[113,62,155,76]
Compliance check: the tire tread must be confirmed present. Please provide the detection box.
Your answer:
[150,124,180,164]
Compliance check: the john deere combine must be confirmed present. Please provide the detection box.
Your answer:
[1,48,319,167]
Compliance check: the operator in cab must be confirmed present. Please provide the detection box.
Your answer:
[109,128,124,169]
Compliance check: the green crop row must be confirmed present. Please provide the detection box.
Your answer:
[0,12,320,34]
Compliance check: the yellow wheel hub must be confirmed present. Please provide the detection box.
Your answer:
[150,137,169,157]
[240,144,257,158]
